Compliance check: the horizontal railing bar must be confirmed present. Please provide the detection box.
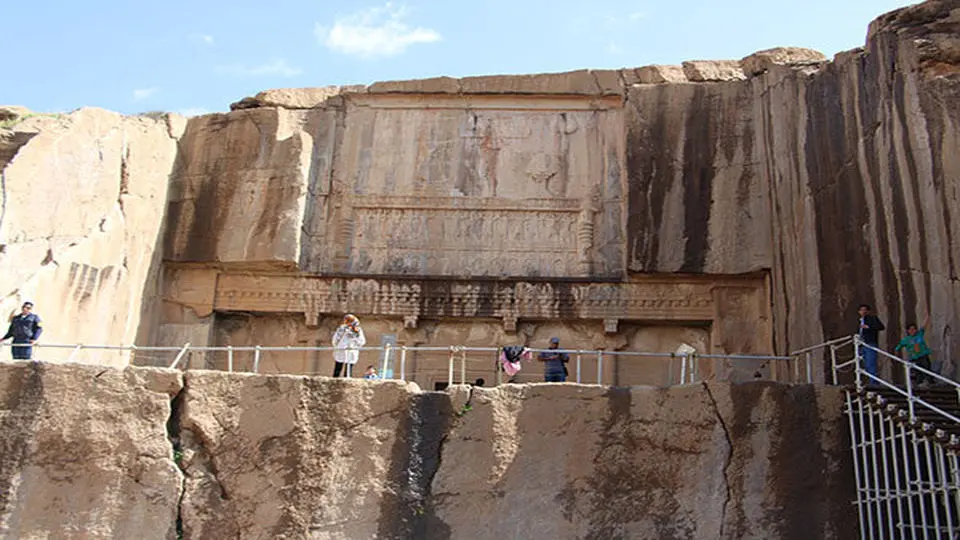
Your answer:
[860,341,960,390]
[0,341,804,361]
[790,335,855,355]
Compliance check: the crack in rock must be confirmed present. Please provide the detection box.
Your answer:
[702,382,734,539]
[166,378,187,540]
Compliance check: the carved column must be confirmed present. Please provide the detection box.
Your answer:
[333,203,355,272]
[576,186,601,276]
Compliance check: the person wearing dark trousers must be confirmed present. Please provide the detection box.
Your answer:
[857,304,885,381]
[538,337,569,382]
[2,302,43,360]
[896,313,935,386]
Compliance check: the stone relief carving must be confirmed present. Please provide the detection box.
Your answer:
[213,275,719,324]
[308,97,626,279]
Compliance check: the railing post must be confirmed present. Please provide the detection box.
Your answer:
[496,347,503,386]
[382,344,392,380]
[680,354,688,384]
[829,345,838,385]
[66,344,83,363]
[227,346,234,373]
[576,350,582,384]
[253,345,261,373]
[169,343,191,370]
[905,357,915,423]
[597,351,603,385]
[400,346,407,381]
[805,352,813,384]
[854,337,862,390]
[448,347,455,385]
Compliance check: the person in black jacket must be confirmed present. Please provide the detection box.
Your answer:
[2,302,43,360]
[857,303,885,380]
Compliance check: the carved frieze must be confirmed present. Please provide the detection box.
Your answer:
[212,274,720,325]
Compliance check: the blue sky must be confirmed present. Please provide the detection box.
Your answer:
[3,0,913,116]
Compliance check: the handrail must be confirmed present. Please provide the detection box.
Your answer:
[848,336,960,427]
[789,335,854,356]
[859,340,960,392]
[0,340,810,386]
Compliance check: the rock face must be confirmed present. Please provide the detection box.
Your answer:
[0,1,957,380]
[625,0,960,365]
[435,382,853,539]
[0,109,180,365]
[0,362,182,539]
[0,362,853,539]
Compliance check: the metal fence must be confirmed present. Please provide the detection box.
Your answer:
[0,341,809,387]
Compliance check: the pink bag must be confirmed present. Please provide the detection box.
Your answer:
[500,348,530,377]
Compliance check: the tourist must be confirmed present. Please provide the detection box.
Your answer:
[1,302,43,360]
[895,313,935,386]
[332,314,366,377]
[538,337,569,382]
[857,304,885,381]
[363,365,379,380]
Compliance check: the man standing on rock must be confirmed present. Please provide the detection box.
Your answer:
[857,304,885,381]
[2,302,43,360]
[538,337,569,382]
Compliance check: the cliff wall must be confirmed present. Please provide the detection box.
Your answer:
[0,362,854,539]
[626,0,960,358]
[0,109,182,364]
[0,1,956,367]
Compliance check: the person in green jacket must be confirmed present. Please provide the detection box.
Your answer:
[895,314,935,386]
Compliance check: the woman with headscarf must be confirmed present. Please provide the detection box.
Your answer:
[332,314,366,377]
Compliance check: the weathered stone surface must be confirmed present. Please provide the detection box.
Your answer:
[2,1,958,379]
[0,106,30,124]
[0,363,852,539]
[459,69,623,95]
[0,108,179,364]
[622,0,960,369]
[368,76,461,94]
[0,362,182,539]
[163,107,329,267]
[635,64,689,84]
[431,382,853,539]
[177,371,425,539]
[740,47,827,76]
[682,60,747,82]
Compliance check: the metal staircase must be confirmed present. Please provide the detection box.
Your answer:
[828,336,960,539]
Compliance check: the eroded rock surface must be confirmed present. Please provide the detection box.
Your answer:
[435,382,852,540]
[176,371,428,539]
[0,108,180,364]
[0,362,182,539]
[0,362,852,539]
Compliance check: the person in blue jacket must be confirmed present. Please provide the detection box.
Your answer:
[2,302,43,360]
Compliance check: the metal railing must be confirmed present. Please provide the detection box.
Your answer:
[835,335,960,539]
[0,341,803,387]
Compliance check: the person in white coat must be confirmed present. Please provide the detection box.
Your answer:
[332,314,366,377]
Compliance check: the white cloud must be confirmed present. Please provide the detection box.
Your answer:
[315,2,441,59]
[132,87,159,101]
[218,59,303,77]
[188,34,215,45]
[177,107,211,117]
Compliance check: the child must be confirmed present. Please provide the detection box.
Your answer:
[895,314,935,386]
[363,365,379,380]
